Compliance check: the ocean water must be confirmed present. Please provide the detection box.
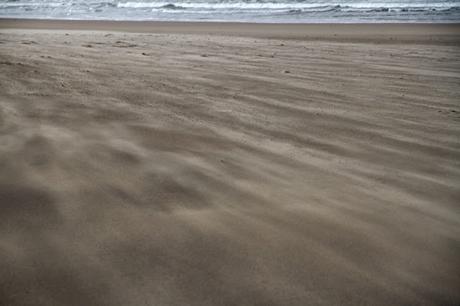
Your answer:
[1,0,460,23]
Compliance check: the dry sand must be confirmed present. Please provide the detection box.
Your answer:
[0,21,460,306]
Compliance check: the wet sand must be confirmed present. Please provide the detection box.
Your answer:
[0,21,460,305]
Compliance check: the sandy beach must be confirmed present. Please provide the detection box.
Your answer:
[0,20,459,305]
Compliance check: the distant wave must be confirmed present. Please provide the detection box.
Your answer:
[116,2,460,12]
[279,5,460,17]
[160,4,186,10]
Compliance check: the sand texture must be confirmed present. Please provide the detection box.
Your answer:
[0,23,459,306]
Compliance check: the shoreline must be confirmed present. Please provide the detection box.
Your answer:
[1,18,460,44]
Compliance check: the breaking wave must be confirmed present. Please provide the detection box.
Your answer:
[1,0,459,22]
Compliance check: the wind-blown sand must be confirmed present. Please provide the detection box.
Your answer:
[0,21,459,306]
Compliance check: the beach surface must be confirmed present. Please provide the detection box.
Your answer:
[0,20,459,306]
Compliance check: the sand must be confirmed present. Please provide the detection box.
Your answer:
[0,20,459,306]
